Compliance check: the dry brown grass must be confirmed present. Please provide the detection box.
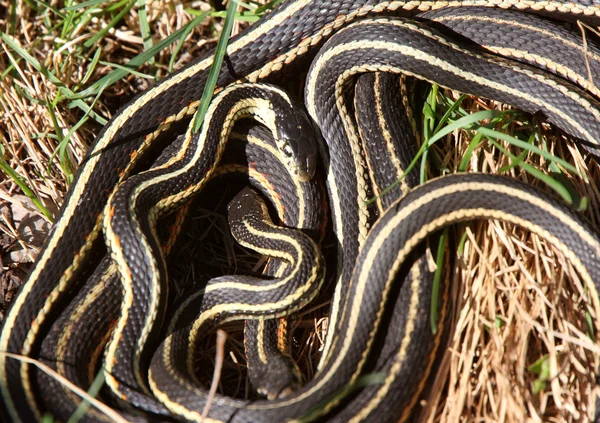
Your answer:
[0,0,227,318]
[0,2,599,422]
[416,95,600,423]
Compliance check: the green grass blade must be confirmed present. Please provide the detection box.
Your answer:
[79,47,102,86]
[168,13,210,72]
[0,143,54,221]
[433,93,467,134]
[457,132,484,172]
[255,0,285,13]
[475,126,581,178]
[83,0,136,48]
[33,0,66,19]
[60,4,76,40]
[75,18,204,99]
[426,110,504,146]
[488,139,573,204]
[97,61,155,80]
[40,413,56,423]
[371,111,512,205]
[8,0,17,35]
[420,85,439,184]
[50,81,109,182]
[66,369,106,423]
[136,0,154,65]
[192,0,239,134]
[431,228,448,334]
[236,1,259,10]
[45,97,74,183]
[63,0,111,11]
[1,33,108,124]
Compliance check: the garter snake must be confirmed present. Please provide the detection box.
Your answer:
[2,79,320,421]
[99,82,318,416]
[2,1,600,422]
[148,172,600,423]
[30,123,324,422]
[306,15,600,364]
[150,12,600,423]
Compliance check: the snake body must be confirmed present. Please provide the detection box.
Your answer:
[33,123,324,422]
[2,1,600,422]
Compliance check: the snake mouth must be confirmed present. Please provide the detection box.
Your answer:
[295,152,317,182]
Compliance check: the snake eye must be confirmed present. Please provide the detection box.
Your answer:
[282,143,293,157]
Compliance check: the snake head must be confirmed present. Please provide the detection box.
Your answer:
[276,107,319,182]
[249,354,302,400]
[227,187,270,232]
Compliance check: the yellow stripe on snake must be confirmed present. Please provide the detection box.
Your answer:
[2,1,600,422]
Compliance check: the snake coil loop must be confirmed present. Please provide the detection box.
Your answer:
[2,2,600,423]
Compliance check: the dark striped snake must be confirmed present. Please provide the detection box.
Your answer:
[2,1,600,422]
